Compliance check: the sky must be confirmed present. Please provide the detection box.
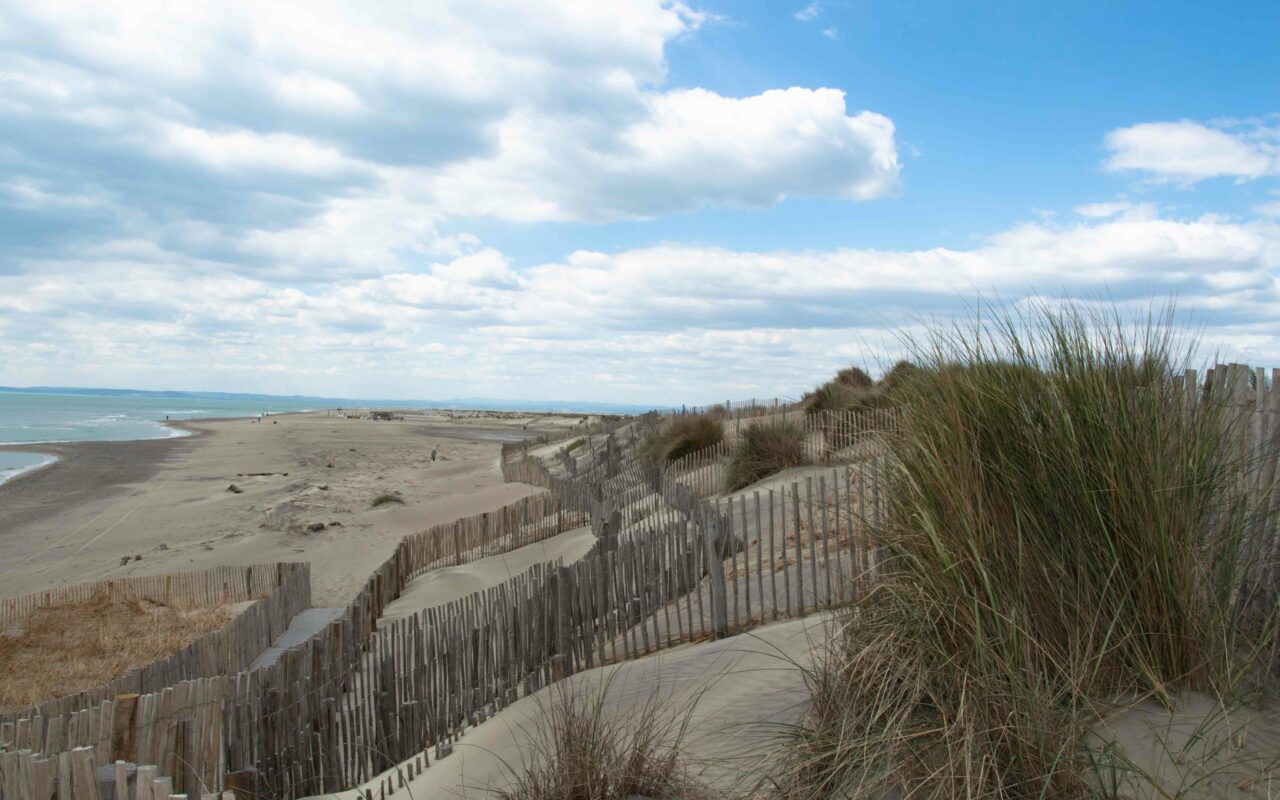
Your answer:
[1,0,1278,405]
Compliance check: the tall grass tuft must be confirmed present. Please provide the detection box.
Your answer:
[724,419,808,491]
[498,678,713,800]
[780,303,1279,799]
[640,413,724,463]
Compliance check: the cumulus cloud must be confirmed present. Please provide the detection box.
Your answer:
[428,87,899,220]
[1104,118,1280,184]
[0,0,900,270]
[3,212,1278,402]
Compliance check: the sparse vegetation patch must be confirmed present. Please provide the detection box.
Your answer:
[370,491,405,508]
[499,679,712,800]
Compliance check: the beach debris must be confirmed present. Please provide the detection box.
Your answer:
[227,483,244,494]
[134,554,142,561]
[326,462,334,468]
[329,521,343,527]
[318,484,329,490]
[237,471,289,477]
[119,556,130,567]
[156,543,168,551]
[307,522,326,533]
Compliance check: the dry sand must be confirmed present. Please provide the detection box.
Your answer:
[0,411,583,605]
[379,524,597,625]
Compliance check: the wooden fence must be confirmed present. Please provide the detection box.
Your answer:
[0,566,290,630]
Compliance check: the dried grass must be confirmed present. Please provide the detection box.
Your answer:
[0,589,236,713]
[497,676,716,800]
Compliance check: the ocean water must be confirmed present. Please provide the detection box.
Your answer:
[0,391,319,486]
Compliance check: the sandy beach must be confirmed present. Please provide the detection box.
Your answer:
[0,411,587,605]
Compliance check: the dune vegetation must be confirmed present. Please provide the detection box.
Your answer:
[639,412,725,463]
[723,419,809,492]
[499,678,712,800]
[778,305,1280,798]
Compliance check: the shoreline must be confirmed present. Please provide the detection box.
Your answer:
[0,432,205,536]
[0,410,578,604]
[0,413,295,492]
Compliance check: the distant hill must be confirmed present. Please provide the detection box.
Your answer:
[0,386,665,415]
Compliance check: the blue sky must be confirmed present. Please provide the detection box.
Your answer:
[1,1,1277,404]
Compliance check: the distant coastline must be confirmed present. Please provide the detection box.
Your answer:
[0,386,665,416]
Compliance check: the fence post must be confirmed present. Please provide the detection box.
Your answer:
[702,513,729,638]
[110,695,139,764]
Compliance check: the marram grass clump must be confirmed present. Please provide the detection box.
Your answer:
[639,413,724,463]
[780,304,1280,799]
[369,491,405,508]
[723,419,808,492]
[802,362,916,414]
[499,678,713,800]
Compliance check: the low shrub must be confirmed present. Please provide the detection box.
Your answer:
[723,419,808,491]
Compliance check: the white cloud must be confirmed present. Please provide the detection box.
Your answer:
[3,213,1277,403]
[795,3,821,21]
[1255,200,1280,218]
[1073,201,1158,220]
[427,87,900,220]
[822,27,840,40]
[1104,119,1280,184]
[0,0,897,238]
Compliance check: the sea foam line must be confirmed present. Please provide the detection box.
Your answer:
[0,454,58,488]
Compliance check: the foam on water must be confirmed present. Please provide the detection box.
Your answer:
[0,391,319,449]
[0,452,58,487]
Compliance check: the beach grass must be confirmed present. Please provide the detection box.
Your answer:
[370,491,405,508]
[801,365,897,415]
[640,413,724,463]
[723,418,808,492]
[778,303,1280,799]
[498,677,712,800]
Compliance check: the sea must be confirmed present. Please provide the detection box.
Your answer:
[0,391,320,487]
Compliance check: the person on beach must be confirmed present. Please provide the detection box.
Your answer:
[431,445,438,462]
